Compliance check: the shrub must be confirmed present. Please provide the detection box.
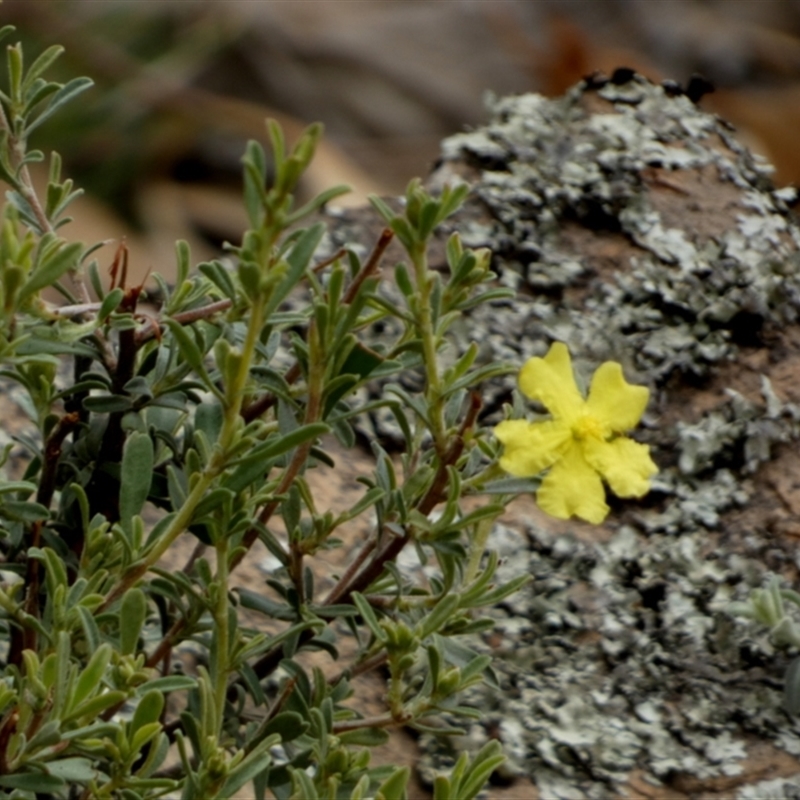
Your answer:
[0,31,653,800]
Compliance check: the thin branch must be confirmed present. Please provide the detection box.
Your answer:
[9,412,80,666]
[49,301,103,318]
[135,299,232,347]
[241,229,392,425]
[343,228,394,304]
[331,650,388,686]
[323,537,378,606]
[332,714,405,733]
[0,108,52,237]
[145,617,186,671]
[312,247,348,274]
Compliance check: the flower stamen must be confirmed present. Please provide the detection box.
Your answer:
[571,413,607,442]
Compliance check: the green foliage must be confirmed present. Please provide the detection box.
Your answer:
[729,577,800,714]
[0,32,527,799]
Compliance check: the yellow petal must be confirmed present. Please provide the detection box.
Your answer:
[586,361,649,432]
[494,419,571,477]
[583,436,657,498]
[536,444,609,524]
[518,342,583,422]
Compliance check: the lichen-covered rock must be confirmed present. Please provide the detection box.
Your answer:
[431,72,800,378]
[399,73,800,798]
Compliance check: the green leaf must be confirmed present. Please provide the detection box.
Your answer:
[285,184,350,226]
[22,45,64,89]
[2,499,50,522]
[480,477,540,494]
[70,643,112,710]
[228,422,329,472]
[454,741,505,800]
[164,319,221,400]
[119,587,148,655]
[175,239,191,285]
[58,721,120,741]
[138,675,197,694]
[335,486,385,522]
[193,487,234,519]
[130,721,162,755]
[238,588,296,621]
[290,768,319,800]
[466,574,529,608]
[257,711,308,742]
[120,432,154,529]
[195,400,224,443]
[0,480,36,495]
[340,342,385,380]
[444,361,515,396]
[417,594,460,639]
[264,223,325,318]
[368,195,396,226]
[24,76,94,136]
[390,217,416,250]
[41,757,97,783]
[351,592,387,642]
[786,656,800,715]
[98,287,124,321]
[6,44,23,104]
[82,394,133,414]
[441,504,504,535]
[131,689,165,735]
[417,198,441,241]
[20,240,82,300]
[0,773,66,791]
[198,260,236,300]
[75,605,100,655]
[220,747,273,798]
[24,719,60,752]
[385,384,430,426]
[337,727,390,747]
[16,335,96,358]
[63,689,127,723]
[243,139,268,226]
[394,263,415,299]
[376,766,410,800]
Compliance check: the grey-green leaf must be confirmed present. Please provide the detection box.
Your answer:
[120,587,148,656]
[120,432,154,530]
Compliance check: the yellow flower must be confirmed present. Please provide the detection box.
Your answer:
[494,342,657,524]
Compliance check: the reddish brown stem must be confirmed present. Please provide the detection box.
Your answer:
[134,299,232,347]
[331,650,388,686]
[343,228,394,304]
[9,412,79,666]
[324,537,378,606]
[145,617,185,671]
[312,247,348,274]
[332,392,483,607]
[241,362,301,424]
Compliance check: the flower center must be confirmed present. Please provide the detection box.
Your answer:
[572,413,607,442]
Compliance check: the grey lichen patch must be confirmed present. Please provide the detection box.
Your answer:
[434,74,800,376]
[416,522,800,798]
[738,775,800,800]
[403,74,800,795]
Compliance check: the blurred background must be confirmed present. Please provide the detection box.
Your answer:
[5,0,800,281]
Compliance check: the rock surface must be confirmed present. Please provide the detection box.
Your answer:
[321,72,800,798]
